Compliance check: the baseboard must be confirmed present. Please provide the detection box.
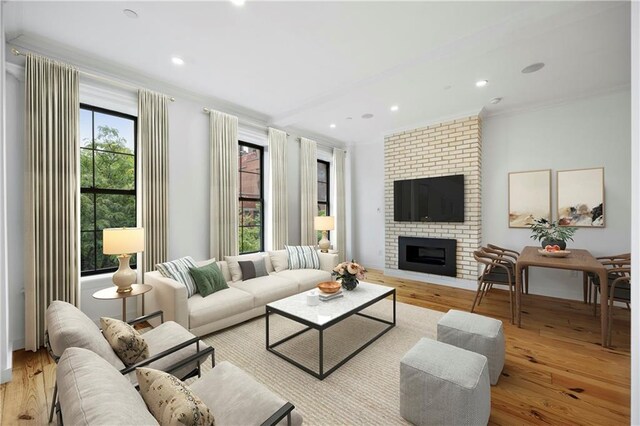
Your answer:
[1,367,12,384]
[383,268,476,291]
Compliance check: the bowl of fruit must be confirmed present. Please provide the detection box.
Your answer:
[538,245,571,258]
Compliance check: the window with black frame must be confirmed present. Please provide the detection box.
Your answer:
[238,142,264,253]
[317,160,330,241]
[80,105,137,275]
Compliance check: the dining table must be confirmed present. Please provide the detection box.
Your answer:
[515,246,610,347]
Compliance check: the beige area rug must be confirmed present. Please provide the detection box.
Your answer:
[198,300,444,425]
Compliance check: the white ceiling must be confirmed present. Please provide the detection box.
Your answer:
[4,1,631,145]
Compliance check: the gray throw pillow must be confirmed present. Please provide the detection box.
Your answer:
[238,260,268,281]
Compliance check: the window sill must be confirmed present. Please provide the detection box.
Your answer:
[81,273,115,291]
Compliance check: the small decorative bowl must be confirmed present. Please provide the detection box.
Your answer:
[538,249,571,258]
[317,281,341,294]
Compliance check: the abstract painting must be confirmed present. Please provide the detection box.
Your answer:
[508,169,551,228]
[557,167,604,227]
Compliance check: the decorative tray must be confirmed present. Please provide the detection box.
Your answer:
[538,249,571,258]
[317,281,341,294]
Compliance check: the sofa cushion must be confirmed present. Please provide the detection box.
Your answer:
[224,253,265,282]
[268,250,289,273]
[46,300,125,370]
[100,317,149,366]
[137,368,215,426]
[57,347,158,426]
[190,361,302,426]
[231,275,298,306]
[285,245,320,270]
[188,287,255,330]
[238,259,268,280]
[157,256,199,297]
[141,321,211,382]
[274,269,332,292]
[190,262,229,297]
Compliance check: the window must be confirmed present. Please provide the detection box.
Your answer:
[238,142,264,253]
[80,105,137,275]
[317,160,330,241]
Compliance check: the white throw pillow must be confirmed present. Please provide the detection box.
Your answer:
[224,253,265,282]
[268,250,289,273]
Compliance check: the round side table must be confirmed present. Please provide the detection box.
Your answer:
[92,284,152,322]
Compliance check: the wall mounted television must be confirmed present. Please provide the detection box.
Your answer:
[394,174,464,222]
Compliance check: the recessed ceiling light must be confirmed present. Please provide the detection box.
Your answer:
[330,124,336,129]
[230,0,246,6]
[521,62,545,74]
[171,56,185,66]
[489,97,503,105]
[475,80,488,88]
[390,105,399,112]
[361,113,374,119]
[123,9,138,19]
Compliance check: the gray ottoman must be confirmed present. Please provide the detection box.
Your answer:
[437,310,505,385]
[400,338,490,426]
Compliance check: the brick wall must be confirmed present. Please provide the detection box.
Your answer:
[384,115,482,280]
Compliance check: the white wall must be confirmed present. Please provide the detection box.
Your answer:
[350,141,385,269]
[482,90,631,300]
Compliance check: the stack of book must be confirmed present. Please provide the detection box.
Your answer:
[319,289,343,302]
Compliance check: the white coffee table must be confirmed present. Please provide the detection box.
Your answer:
[265,281,396,380]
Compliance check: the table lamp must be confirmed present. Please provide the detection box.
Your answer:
[103,227,144,293]
[314,216,335,253]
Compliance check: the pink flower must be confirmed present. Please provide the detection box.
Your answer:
[347,263,359,275]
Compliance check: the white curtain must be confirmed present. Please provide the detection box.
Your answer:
[333,148,347,262]
[25,54,79,351]
[138,90,169,274]
[300,137,318,246]
[210,110,239,259]
[268,128,288,249]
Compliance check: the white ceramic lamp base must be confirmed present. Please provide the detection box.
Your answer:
[318,230,330,253]
[112,254,136,293]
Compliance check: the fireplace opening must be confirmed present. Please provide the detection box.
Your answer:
[399,236,456,277]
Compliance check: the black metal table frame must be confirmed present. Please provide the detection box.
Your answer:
[265,288,396,380]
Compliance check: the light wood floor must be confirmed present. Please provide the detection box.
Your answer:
[1,269,630,425]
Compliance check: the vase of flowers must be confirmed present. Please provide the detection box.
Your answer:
[332,260,366,291]
[529,218,577,250]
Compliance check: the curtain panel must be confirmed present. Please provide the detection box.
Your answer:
[268,128,288,249]
[138,90,169,275]
[333,148,347,262]
[25,54,79,351]
[300,137,318,246]
[209,110,239,259]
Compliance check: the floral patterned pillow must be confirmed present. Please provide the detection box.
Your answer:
[136,367,215,425]
[100,317,149,366]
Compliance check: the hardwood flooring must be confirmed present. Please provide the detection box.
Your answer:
[0,269,630,425]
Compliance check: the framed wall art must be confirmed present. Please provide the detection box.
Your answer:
[508,169,551,228]
[557,167,604,227]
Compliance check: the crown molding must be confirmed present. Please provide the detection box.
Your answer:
[482,84,631,120]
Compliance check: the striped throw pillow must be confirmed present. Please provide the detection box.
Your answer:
[285,246,320,270]
[156,256,198,297]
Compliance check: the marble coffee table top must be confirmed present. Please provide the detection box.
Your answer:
[267,281,394,326]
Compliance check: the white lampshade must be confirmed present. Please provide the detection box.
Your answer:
[314,216,335,231]
[103,228,145,255]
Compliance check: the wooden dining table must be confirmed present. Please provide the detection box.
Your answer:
[515,246,610,347]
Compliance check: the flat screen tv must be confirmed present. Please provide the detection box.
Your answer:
[394,174,464,222]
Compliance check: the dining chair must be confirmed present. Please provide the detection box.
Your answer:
[472,249,516,323]
[588,254,630,316]
[607,270,631,347]
[485,244,528,294]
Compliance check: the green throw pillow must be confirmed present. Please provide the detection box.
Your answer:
[189,262,228,297]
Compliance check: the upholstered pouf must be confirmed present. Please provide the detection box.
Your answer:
[400,338,490,426]
[437,309,505,385]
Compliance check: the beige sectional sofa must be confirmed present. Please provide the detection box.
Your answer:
[144,250,338,336]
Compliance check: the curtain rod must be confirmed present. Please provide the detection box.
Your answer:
[11,47,175,102]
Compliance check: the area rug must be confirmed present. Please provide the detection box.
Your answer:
[197,300,444,425]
